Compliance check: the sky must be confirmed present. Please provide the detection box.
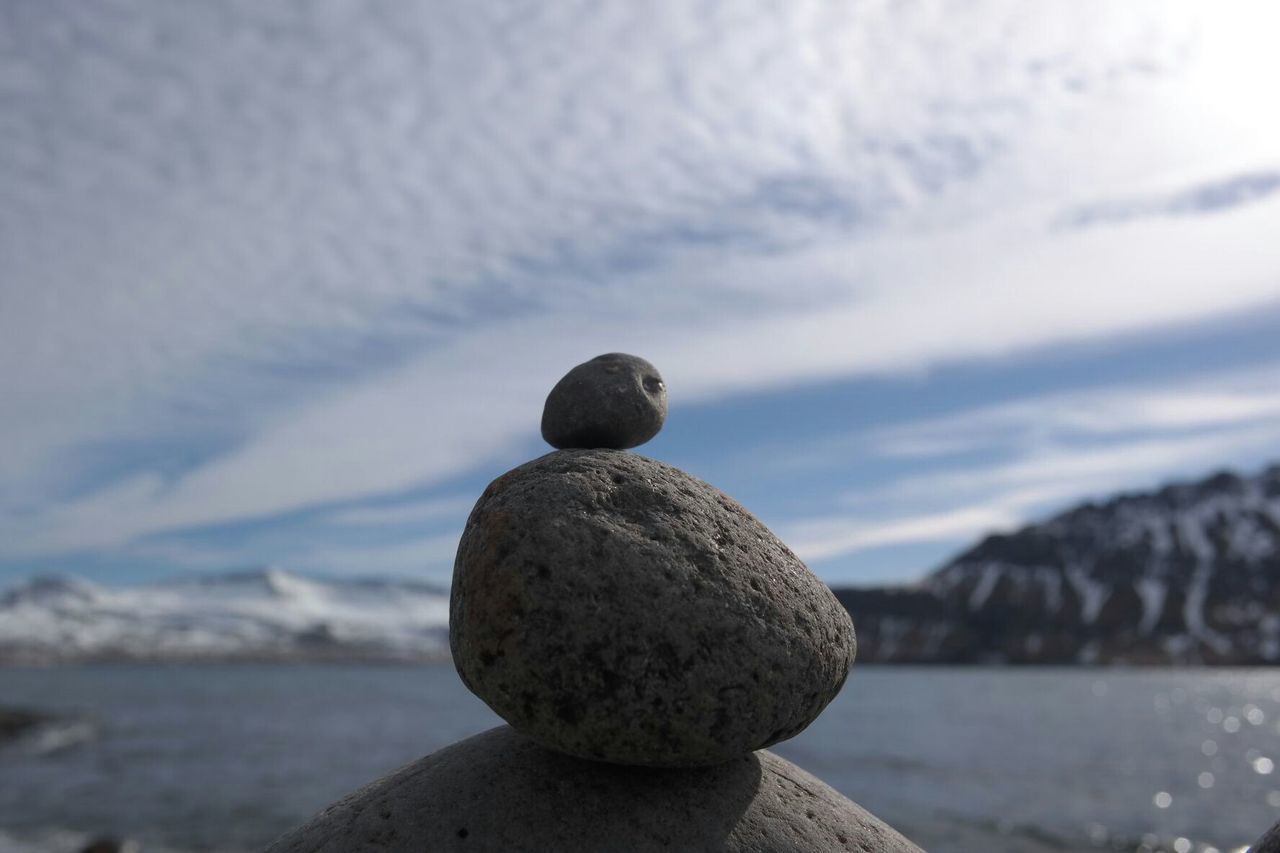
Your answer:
[2,0,1279,589]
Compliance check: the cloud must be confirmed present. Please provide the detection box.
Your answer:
[3,2,1280,567]
[866,425,1280,511]
[868,364,1280,460]
[775,366,1280,568]
[782,425,1280,570]
[660,192,1280,401]
[784,505,1020,564]
[126,530,462,582]
[323,495,475,527]
[1058,171,1280,229]
[289,534,462,579]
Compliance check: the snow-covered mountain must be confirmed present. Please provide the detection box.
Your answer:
[837,465,1280,665]
[0,567,450,663]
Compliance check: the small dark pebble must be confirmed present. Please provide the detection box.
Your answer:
[540,353,667,450]
[0,707,51,746]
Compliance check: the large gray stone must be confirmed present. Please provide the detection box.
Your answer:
[540,353,667,449]
[451,449,856,767]
[264,726,921,853]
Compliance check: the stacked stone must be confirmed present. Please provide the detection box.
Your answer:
[267,354,922,852]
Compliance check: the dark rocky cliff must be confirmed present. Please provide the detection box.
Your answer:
[834,465,1280,665]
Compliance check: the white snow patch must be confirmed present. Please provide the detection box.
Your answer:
[1037,568,1063,614]
[1227,514,1277,562]
[875,616,911,660]
[1182,566,1231,656]
[1176,513,1217,564]
[967,564,1003,611]
[1161,633,1195,660]
[921,622,953,657]
[1065,564,1110,625]
[1077,640,1100,664]
[1134,577,1167,634]
[0,569,451,661]
[1146,519,1174,557]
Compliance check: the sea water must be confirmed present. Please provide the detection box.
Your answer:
[0,665,1277,852]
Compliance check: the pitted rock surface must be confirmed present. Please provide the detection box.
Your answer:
[264,726,921,853]
[540,353,667,449]
[450,449,856,767]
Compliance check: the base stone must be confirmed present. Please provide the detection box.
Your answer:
[265,726,921,853]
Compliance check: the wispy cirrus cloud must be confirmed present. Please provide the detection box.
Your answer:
[125,529,462,581]
[784,506,1021,565]
[1058,170,1280,230]
[323,496,476,528]
[868,365,1280,460]
[778,365,1280,572]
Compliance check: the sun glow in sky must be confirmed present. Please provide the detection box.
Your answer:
[1,1,1279,587]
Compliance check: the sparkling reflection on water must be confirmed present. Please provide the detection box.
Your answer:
[773,667,1279,852]
[0,665,1277,852]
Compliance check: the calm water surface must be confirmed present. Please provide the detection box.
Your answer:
[0,666,1277,852]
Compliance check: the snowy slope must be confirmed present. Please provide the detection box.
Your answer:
[837,465,1280,665]
[0,568,450,663]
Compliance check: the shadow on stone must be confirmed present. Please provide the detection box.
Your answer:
[265,726,918,852]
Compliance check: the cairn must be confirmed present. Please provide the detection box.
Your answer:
[267,354,922,852]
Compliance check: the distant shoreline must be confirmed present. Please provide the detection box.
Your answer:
[2,657,1276,670]
[0,653,454,668]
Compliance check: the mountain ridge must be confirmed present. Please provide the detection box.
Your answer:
[0,566,451,664]
[835,463,1280,665]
